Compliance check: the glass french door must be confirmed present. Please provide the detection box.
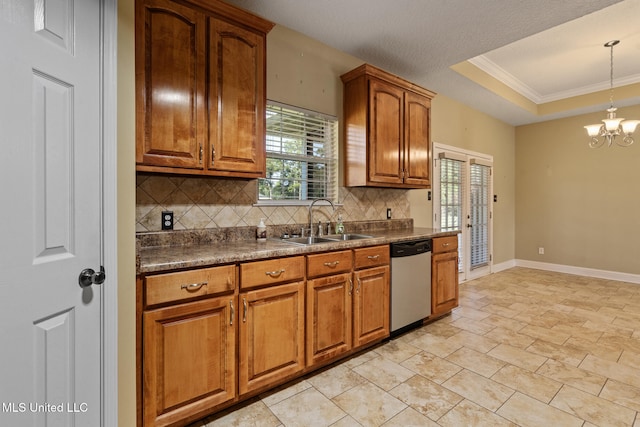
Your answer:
[433,144,493,281]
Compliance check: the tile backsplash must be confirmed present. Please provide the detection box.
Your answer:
[136,174,410,232]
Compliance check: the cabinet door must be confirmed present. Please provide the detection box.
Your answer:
[136,0,206,169]
[432,251,459,316]
[307,273,352,366]
[143,296,236,427]
[209,17,266,176]
[368,79,404,185]
[353,266,390,347]
[403,91,431,187]
[239,282,305,394]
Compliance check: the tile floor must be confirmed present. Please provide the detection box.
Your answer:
[191,267,640,427]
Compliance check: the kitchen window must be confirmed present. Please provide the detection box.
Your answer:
[258,102,338,203]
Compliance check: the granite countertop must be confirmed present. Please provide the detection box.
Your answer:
[138,226,459,275]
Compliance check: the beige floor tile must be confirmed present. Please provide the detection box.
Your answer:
[260,379,312,406]
[388,374,462,420]
[599,379,640,412]
[551,323,604,342]
[452,306,491,320]
[580,354,640,389]
[519,324,571,345]
[599,333,640,354]
[341,348,379,369]
[448,316,495,335]
[332,382,406,427]
[479,304,524,319]
[203,400,281,427]
[374,338,422,364]
[437,399,516,427]
[270,388,346,427]
[497,392,583,427]
[352,356,415,391]
[476,314,527,332]
[487,343,547,371]
[305,365,367,399]
[441,369,514,412]
[525,339,588,367]
[582,319,635,338]
[417,321,460,338]
[446,347,505,377]
[551,385,637,427]
[329,415,361,426]
[445,330,499,353]
[483,326,536,349]
[619,350,640,370]
[565,336,623,362]
[407,332,462,358]
[491,364,562,403]
[400,351,462,384]
[380,407,439,427]
[536,359,606,395]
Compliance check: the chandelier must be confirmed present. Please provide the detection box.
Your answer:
[584,40,639,148]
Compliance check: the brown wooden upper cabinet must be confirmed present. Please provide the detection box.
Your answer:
[135,0,274,178]
[341,64,436,188]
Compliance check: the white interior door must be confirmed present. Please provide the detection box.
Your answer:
[0,1,104,425]
[433,143,493,282]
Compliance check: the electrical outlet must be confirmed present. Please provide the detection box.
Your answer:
[162,211,174,230]
[386,208,392,219]
[538,247,544,255]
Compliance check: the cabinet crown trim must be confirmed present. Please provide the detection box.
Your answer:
[340,63,436,99]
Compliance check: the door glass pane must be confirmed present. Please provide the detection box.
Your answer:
[470,163,490,269]
[439,158,464,272]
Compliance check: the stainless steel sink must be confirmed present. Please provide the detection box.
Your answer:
[280,236,337,245]
[325,234,374,241]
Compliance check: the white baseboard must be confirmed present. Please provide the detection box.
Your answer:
[511,259,640,285]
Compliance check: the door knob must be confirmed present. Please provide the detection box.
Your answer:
[79,266,106,288]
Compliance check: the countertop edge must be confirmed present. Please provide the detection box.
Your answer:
[138,228,460,275]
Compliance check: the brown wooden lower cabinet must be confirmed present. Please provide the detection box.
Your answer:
[306,272,353,366]
[431,235,459,317]
[143,296,236,427]
[238,281,306,395]
[139,245,391,426]
[353,265,390,347]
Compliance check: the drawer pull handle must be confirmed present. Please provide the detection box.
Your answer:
[442,243,450,247]
[243,298,247,323]
[180,282,207,291]
[367,255,380,260]
[349,278,353,296]
[265,269,285,278]
[356,278,362,294]
[230,300,234,326]
[323,261,340,267]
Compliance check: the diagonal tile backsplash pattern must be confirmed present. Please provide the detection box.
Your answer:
[136,174,411,232]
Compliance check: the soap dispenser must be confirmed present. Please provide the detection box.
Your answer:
[256,218,267,242]
[335,214,345,234]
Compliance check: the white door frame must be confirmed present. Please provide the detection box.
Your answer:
[101,0,119,424]
[432,142,493,282]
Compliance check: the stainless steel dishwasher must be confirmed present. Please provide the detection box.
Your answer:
[390,239,432,334]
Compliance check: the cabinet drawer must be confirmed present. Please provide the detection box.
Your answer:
[354,245,390,269]
[240,256,305,289]
[432,236,458,254]
[145,265,236,306]
[307,250,353,278]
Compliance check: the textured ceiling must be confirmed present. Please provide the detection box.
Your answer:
[225,0,640,125]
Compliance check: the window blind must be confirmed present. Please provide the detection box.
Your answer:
[259,102,338,202]
[469,162,491,269]
[439,157,464,272]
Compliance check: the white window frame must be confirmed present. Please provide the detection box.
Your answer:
[256,101,338,206]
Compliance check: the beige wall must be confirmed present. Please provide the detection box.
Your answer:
[515,105,640,274]
[117,0,136,426]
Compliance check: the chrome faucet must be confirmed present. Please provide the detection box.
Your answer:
[309,198,335,237]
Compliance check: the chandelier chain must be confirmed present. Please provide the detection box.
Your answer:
[609,42,614,107]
